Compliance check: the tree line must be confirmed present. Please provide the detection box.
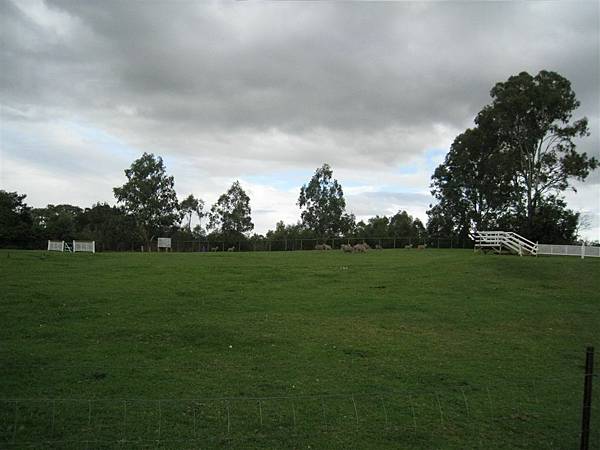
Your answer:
[0,159,426,250]
[1,70,596,250]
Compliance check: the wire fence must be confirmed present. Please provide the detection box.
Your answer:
[15,236,600,254]
[91,236,473,253]
[1,377,597,448]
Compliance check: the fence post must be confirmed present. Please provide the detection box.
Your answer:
[580,346,594,450]
[581,242,585,260]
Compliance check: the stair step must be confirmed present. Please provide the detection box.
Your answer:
[472,231,537,256]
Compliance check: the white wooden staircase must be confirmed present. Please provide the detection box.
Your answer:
[472,231,537,256]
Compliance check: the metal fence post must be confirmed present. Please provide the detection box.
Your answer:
[580,346,594,450]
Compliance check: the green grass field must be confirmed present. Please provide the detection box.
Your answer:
[1,249,599,449]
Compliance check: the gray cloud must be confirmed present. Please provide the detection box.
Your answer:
[347,191,432,218]
[4,1,598,133]
[1,0,598,237]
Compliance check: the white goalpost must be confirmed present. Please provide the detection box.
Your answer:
[47,240,65,252]
[73,241,95,253]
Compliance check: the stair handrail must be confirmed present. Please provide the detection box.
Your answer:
[504,233,536,255]
[506,234,535,252]
[501,237,523,253]
[473,230,538,256]
[507,232,536,248]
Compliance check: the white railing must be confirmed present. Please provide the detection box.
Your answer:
[472,231,537,256]
[537,243,600,259]
[73,240,95,253]
[473,231,600,259]
[47,240,65,252]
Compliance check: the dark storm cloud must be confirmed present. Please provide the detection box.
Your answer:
[3,1,597,135]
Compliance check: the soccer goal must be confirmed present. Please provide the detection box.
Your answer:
[73,241,95,253]
[47,240,65,252]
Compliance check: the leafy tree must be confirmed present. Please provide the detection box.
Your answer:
[351,211,425,241]
[263,220,317,250]
[389,210,426,238]
[298,164,355,237]
[32,204,83,241]
[367,216,390,237]
[113,153,179,249]
[481,70,597,233]
[497,196,579,245]
[208,181,254,238]
[389,211,413,237]
[428,70,597,242]
[412,218,426,239]
[429,123,514,236]
[0,190,33,247]
[180,194,204,231]
[426,203,459,238]
[265,221,314,240]
[192,224,206,239]
[78,203,139,251]
[354,216,389,238]
[266,221,288,241]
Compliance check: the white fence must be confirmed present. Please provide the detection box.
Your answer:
[473,230,600,259]
[537,244,600,259]
[47,240,95,253]
[73,240,95,253]
[47,240,65,252]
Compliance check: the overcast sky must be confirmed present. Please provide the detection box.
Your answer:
[1,0,599,239]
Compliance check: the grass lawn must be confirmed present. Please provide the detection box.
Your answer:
[0,249,599,449]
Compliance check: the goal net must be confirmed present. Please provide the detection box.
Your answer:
[47,240,65,252]
[73,241,95,253]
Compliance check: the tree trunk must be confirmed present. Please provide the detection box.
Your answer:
[526,188,534,236]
